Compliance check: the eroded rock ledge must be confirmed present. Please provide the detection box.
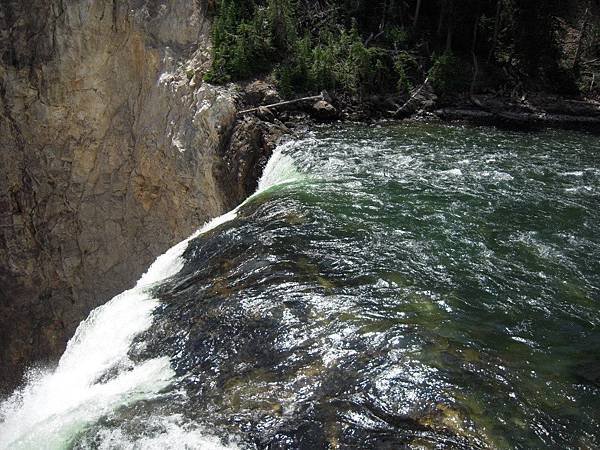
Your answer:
[0,0,264,394]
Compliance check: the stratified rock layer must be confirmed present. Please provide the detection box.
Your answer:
[0,0,238,393]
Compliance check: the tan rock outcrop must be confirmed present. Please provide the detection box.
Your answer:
[0,0,239,393]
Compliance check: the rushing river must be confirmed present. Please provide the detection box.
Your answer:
[1,122,599,449]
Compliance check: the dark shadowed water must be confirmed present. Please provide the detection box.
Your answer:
[3,122,599,449]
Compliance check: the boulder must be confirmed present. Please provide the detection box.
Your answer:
[311,100,338,120]
[244,80,282,106]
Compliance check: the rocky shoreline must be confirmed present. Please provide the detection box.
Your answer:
[233,79,600,134]
[435,94,600,133]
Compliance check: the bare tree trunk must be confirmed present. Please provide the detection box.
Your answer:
[238,93,327,115]
[573,7,590,70]
[445,24,453,53]
[445,0,453,53]
[380,0,388,31]
[437,0,446,36]
[470,15,480,98]
[488,0,502,62]
[399,0,406,28]
[365,0,387,46]
[413,0,422,28]
[392,76,430,116]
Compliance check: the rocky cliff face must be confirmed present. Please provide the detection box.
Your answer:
[0,0,240,394]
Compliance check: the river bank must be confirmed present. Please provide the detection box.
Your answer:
[233,79,600,134]
[224,79,600,201]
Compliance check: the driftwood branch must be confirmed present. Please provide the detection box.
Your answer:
[391,76,430,116]
[237,92,326,115]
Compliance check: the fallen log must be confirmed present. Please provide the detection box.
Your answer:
[390,76,431,117]
[238,92,327,115]
[435,106,600,132]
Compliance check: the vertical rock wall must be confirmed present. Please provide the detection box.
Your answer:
[0,0,238,393]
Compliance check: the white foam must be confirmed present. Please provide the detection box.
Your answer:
[560,171,583,177]
[92,415,237,450]
[442,168,463,177]
[256,144,301,193]
[194,144,302,236]
[480,170,514,181]
[0,357,173,450]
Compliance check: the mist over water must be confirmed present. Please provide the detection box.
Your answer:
[2,123,599,448]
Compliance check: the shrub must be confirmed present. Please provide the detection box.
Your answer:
[274,35,312,97]
[394,51,419,93]
[205,0,291,84]
[386,26,409,50]
[428,52,470,96]
[207,1,413,97]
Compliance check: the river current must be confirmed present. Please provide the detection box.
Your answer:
[1,122,599,449]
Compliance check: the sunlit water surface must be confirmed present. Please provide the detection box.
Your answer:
[2,123,599,449]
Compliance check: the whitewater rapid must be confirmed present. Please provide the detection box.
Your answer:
[0,145,300,449]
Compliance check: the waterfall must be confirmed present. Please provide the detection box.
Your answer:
[0,145,300,449]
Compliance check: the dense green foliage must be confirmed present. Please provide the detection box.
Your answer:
[205,0,599,99]
[274,29,400,97]
[428,52,469,95]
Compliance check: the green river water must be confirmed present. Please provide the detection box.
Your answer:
[2,122,598,449]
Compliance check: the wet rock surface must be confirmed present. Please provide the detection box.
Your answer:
[219,115,289,209]
[310,100,338,121]
[0,0,241,393]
